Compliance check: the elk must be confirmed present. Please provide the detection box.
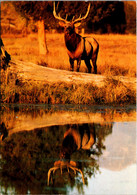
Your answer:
[53,2,99,74]
[48,124,96,185]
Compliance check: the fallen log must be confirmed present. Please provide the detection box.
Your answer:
[9,59,136,90]
[1,57,136,104]
[0,106,136,138]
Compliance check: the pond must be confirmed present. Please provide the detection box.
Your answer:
[0,104,136,194]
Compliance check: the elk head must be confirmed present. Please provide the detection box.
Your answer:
[53,2,91,34]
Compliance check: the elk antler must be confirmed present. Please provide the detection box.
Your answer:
[53,2,90,24]
[53,2,68,23]
[47,160,85,185]
[73,3,91,24]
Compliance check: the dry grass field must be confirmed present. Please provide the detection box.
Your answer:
[1,33,136,105]
[2,33,136,77]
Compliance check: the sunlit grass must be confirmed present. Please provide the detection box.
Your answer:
[1,69,136,105]
[2,33,136,77]
[1,33,136,105]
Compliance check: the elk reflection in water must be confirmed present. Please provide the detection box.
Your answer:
[0,122,111,194]
[48,124,96,185]
[0,104,136,194]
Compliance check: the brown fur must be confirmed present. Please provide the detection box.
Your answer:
[53,3,99,73]
[63,23,99,73]
[65,31,81,52]
[60,124,96,160]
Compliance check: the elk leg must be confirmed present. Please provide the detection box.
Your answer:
[92,47,99,74]
[77,58,81,72]
[69,58,74,71]
[85,59,92,73]
[92,58,97,74]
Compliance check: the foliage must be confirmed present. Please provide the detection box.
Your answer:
[13,2,51,21]
[10,1,136,34]
[56,1,127,33]
[13,1,55,29]
[87,1,127,33]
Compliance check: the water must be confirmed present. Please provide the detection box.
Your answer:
[0,104,136,194]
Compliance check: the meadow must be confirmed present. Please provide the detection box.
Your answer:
[2,33,136,77]
[1,33,136,105]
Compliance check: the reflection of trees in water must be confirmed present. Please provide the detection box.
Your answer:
[1,104,56,124]
[1,104,135,132]
[0,123,112,194]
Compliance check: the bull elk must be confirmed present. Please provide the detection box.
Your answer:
[53,2,99,74]
[48,124,96,185]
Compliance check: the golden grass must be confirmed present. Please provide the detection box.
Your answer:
[1,33,136,105]
[2,33,136,77]
[1,69,135,105]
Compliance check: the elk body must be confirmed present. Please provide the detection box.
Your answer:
[53,3,99,74]
[60,124,96,160]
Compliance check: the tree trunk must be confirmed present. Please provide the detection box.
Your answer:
[37,20,48,55]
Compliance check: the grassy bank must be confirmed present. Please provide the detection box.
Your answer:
[1,68,135,105]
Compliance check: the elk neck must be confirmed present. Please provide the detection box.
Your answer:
[64,31,81,52]
[60,133,78,160]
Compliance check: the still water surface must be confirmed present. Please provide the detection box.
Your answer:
[0,104,136,194]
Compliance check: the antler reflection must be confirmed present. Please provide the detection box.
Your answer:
[48,160,84,185]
